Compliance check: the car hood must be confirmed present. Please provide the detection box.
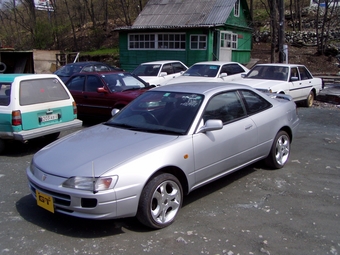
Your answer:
[236,78,287,89]
[33,124,178,177]
[138,76,164,85]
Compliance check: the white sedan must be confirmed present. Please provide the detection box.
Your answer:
[165,61,249,85]
[235,63,323,107]
[132,60,188,86]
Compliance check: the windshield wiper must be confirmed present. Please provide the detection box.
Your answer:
[150,128,183,135]
[121,87,140,92]
[104,122,139,129]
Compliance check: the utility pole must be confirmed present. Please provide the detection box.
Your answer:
[278,0,285,63]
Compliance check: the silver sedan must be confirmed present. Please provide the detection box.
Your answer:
[26,82,299,229]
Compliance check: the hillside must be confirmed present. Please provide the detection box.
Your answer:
[251,43,340,75]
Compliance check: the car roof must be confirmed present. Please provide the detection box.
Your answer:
[190,61,243,65]
[0,73,34,83]
[151,82,253,95]
[254,63,305,67]
[63,61,109,66]
[140,60,184,65]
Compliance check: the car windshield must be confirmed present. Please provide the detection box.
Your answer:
[245,66,289,81]
[132,64,161,77]
[101,73,147,92]
[106,91,204,135]
[183,64,219,77]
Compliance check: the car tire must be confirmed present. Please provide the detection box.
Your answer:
[0,139,5,154]
[305,91,314,107]
[137,173,183,229]
[264,130,290,169]
[45,132,60,140]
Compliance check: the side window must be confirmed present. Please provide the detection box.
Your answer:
[203,91,246,123]
[67,76,85,91]
[298,66,312,80]
[240,90,272,115]
[172,62,187,73]
[0,82,11,106]
[82,65,95,72]
[290,67,300,81]
[94,64,110,72]
[161,64,173,75]
[85,75,102,92]
[222,64,245,75]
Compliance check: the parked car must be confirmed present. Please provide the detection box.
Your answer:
[235,63,323,107]
[132,60,188,86]
[165,61,249,85]
[27,82,299,229]
[65,71,152,119]
[54,61,123,82]
[0,74,82,153]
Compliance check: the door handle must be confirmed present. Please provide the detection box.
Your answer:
[245,124,253,130]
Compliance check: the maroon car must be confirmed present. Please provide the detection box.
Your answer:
[65,72,152,119]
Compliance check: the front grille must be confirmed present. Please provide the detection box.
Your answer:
[29,181,71,206]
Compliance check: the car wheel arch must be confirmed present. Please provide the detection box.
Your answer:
[142,166,189,196]
[280,126,293,142]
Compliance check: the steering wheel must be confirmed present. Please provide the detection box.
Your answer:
[141,112,159,125]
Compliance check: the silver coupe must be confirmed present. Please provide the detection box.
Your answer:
[26,82,299,229]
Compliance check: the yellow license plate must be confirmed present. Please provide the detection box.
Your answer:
[36,190,54,213]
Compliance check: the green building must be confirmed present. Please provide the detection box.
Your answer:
[115,0,253,71]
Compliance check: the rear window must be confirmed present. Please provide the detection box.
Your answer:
[20,78,70,106]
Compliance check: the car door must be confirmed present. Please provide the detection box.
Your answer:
[192,90,258,184]
[81,74,114,116]
[289,66,313,101]
[65,75,86,114]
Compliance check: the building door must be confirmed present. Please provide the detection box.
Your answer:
[218,31,237,62]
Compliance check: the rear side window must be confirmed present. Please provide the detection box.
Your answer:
[0,82,12,106]
[20,78,70,106]
[240,90,272,115]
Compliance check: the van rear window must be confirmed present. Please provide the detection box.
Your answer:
[20,78,70,106]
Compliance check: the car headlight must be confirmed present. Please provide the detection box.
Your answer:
[62,176,118,191]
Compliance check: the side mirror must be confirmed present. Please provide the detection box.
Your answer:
[160,72,168,77]
[290,76,299,82]
[241,73,246,78]
[111,108,120,116]
[197,119,223,133]
[219,73,228,78]
[98,87,109,93]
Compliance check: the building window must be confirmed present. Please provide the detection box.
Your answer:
[190,35,207,50]
[220,32,238,49]
[234,0,240,17]
[128,33,185,50]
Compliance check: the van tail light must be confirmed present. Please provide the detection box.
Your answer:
[73,101,78,115]
[12,110,22,126]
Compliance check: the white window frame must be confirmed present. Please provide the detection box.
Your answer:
[220,32,238,49]
[128,33,186,50]
[190,35,207,50]
[234,0,240,17]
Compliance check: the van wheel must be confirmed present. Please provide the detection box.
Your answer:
[45,132,60,140]
[0,139,5,154]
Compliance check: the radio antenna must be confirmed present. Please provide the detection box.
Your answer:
[92,161,97,194]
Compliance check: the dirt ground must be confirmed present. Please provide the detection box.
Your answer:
[251,43,340,75]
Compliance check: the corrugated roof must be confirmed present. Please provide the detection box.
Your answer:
[116,0,238,30]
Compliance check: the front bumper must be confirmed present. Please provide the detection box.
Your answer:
[26,166,138,220]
